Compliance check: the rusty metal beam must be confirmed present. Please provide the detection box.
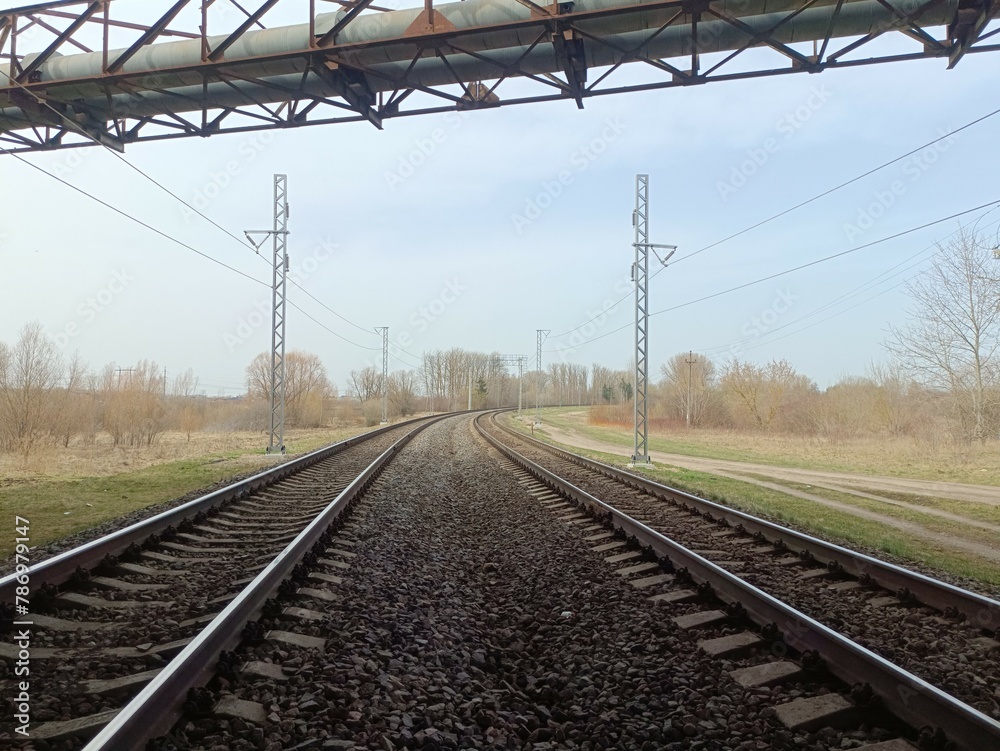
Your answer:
[15,0,101,81]
[106,0,192,74]
[317,0,376,46]
[949,0,996,66]
[208,0,282,62]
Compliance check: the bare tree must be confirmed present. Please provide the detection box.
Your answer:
[886,229,1000,441]
[101,359,166,447]
[247,351,332,426]
[172,368,200,397]
[867,361,911,435]
[721,358,813,430]
[50,352,89,448]
[349,365,383,406]
[388,370,419,416]
[0,323,63,455]
[659,352,717,426]
[246,352,270,399]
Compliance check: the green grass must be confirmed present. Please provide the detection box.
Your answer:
[0,425,374,559]
[767,478,1000,547]
[502,413,1000,587]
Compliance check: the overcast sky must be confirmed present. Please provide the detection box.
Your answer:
[1,4,998,396]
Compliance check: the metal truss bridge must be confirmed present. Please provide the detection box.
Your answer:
[0,0,996,152]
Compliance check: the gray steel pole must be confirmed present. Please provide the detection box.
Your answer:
[632,174,649,465]
[270,174,289,454]
[535,329,549,424]
[244,175,290,454]
[629,175,676,465]
[376,327,389,423]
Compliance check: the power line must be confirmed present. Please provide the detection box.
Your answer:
[0,67,260,254]
[543,198,1000,354]
[671,105,1000,267]
[288,281,378,336]
[547,103,1000,343]
[1,68,380,343]
[708,211,1000,357]
[286,300,381,351]
[8,150,268,288]
[648,200,1000,318]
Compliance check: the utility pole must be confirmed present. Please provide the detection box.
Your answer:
[517,357,524,415]
[631,174,677,467]
[376,327,388,424]
[115,367,134,385]
[163,367,168,397]
[495,355,527,415]
[535,329,549,424]
[245,174,290,454]
[468,369,472,411]
[685,351,698,428]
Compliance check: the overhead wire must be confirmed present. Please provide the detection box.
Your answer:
[547,103,1000,343]
[543,198,1000,354]
[702,209,1000,357]
[1,67,379,342]
[670,105,1000,267]
[7,150,269,288]
[730,210,1000,354]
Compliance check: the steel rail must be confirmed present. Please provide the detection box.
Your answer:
[0,413,442,604]
[474,412,1000,751]
[82,412,451,750]
[487,411,1000,632]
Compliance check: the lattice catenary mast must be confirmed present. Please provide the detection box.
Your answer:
[535,329,549,424]
[631,174,675,466]
[376,327,389,424]
[245,174,290,455]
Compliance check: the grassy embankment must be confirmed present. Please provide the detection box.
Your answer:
[501,410,1000,588]
[0,425,375,559]
[535,406,1000,485]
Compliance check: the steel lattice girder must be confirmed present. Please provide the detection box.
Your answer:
[0,0,996,152]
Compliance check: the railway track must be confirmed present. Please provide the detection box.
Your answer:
[0,415,447,749]
[475,411,1000,751]
[5,412,999,750]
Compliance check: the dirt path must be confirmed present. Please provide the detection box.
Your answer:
[533,421,1000,562]
[538,422,1000,506]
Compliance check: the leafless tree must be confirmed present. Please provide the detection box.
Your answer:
[659,352,717,427]
[247,350,332,426]
[171,368,200,397]
[388,370,419,416]
[49,351,89,448]
[886,229,1000,441]
[101,359,166,447]
[0,323,63,455]
[721,358,813,430]
[349,365,383,406]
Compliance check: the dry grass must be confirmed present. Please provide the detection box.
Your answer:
[574,408,1000,485]
[0,427,367,482]
[0,423,380,558]
[502,412,1000,589]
